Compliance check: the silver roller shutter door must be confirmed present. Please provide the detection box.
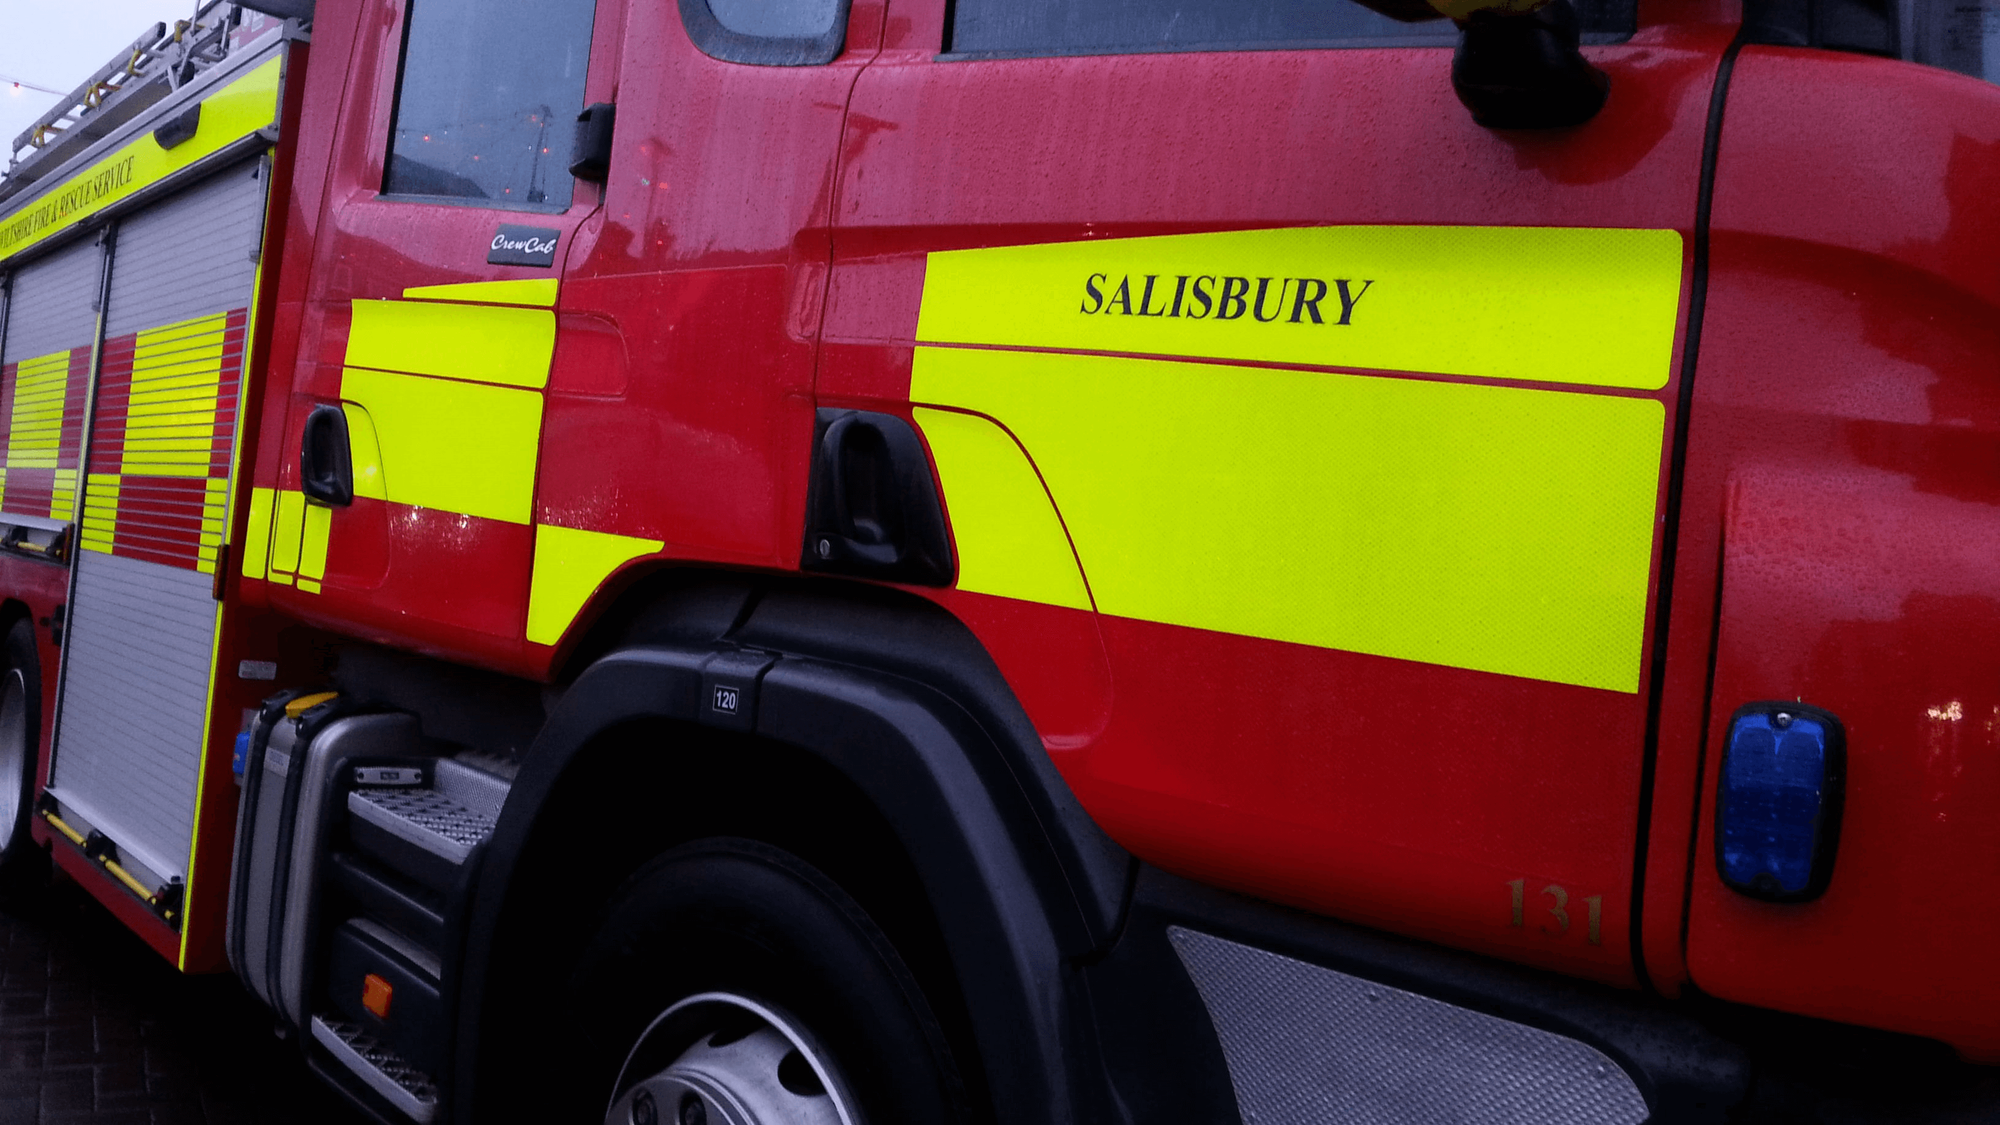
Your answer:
[2,237,103,370]
[103,160,265,339]
[1,238,104,523]
[49,159,267,885]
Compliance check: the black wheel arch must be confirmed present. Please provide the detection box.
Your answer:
[454,572,1136,1125]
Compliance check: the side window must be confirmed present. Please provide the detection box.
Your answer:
[1746,0,2000,86]
[946,0,1636,57]
[384,0,599,209]
[1908,0,2000,80]
[679,0,849,66]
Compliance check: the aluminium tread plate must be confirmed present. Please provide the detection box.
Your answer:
[311,1015,439,1124]
[1168,927,1650,1125]
[347,788,497,867]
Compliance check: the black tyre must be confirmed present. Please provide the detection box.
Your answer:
[0,618,45,886]
[564,838,972,1125]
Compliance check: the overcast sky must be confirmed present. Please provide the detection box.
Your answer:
[1,1,209,157]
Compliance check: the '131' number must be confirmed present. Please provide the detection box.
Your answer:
[1507,878,1601,946]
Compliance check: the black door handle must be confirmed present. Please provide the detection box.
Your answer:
[819,413,901,569]
[300,403,354,507]
[801,409,953,585]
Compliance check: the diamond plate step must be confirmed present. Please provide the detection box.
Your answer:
[347,758,508,866]
[311,1013,438,1124]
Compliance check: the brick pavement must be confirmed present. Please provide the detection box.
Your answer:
[0,867,367,1125]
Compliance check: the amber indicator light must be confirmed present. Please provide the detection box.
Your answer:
[362,973,394,1020]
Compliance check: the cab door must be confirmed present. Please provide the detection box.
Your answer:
[521,0,883,656]
[828,0,1732,983]
[261,0,619,658]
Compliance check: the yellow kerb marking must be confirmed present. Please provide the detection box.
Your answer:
[402,278,560,307]
[347,300,556,389]
[125,313,227,477]
[917,226,1683,391]
[526,524,663,646]
[913,407,1091,611]
[338,368,543,525]
[8,352,71,469]
[913,346,1665,693]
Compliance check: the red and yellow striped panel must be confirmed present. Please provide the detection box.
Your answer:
[0,345,92,520]
[78,310,246,573]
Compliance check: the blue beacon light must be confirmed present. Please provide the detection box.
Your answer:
[1715,702,1846,902]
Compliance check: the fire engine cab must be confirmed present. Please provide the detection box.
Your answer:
[0,0,1994,1122]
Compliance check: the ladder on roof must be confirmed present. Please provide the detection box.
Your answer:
[3,3,276,194]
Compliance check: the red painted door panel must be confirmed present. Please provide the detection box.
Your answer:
[268,0,620,668]
[523,2,885,662]
[831,1,1735,984]
[1684,50,2000,1061]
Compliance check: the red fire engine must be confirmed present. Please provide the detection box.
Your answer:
[0,0,1993,1121]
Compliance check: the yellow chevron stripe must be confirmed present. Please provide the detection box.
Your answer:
[912,345,1665,694]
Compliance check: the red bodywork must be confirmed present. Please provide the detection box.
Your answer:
[16,0,1997,1062]
[1678,50,2000,1060]
[825,0,1732,991]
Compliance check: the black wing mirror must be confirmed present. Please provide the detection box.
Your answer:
[1452,0,1609,129]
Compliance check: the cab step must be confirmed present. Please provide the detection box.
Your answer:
[326,852,448,950]
[311,1013,439,1124]
[347,758,506,891]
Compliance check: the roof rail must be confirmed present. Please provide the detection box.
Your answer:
[0,3,298,206]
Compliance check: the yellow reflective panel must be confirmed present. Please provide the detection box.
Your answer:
[918,226,1683,391]
[341,402,387,501]
[240,486,275,580]
[298,502,330,582]
[79,473,120,554]
[347,300,556,389]
[913,406,1091,611]
[269,488,304,578]
[50,468,77,523]
[201,478,230,548]
[0,56,284,262]
[913,346,1665,693]
[339,368,542,525]
[8,351,70,469]
[526,524,663,646]
[402,279,560,307]
[125,313,227,477]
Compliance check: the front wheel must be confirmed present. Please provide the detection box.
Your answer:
[566,838,972,1125]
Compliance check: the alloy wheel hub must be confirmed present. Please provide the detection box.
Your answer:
[606,993,859,1125]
